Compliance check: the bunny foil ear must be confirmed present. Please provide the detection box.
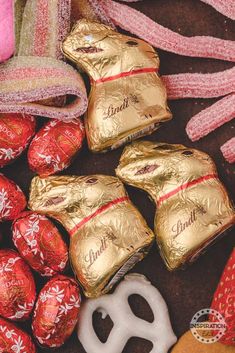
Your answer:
[117,141,185,165]
[117,141,156,164]
[70,18,115,37]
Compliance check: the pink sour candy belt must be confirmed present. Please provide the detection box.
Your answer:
[221,138,235,164]
[0,0,15,63]
[201,0,235,20]
[186,93,235,141]
[162,66,235,100]
[0,0,88,120]
[0,56,88,120]
[119,0,235,19]
[102,0,235,62]
[18,0,72,107]
[120,0,235,20]
[99,0,234,161]
[18,0,71,59]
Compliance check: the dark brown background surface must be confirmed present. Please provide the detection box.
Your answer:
[2,1,235,352]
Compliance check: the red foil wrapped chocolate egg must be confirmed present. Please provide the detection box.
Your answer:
[28,119,85,176]
[0,317,36,353]
[0,249,36,321]
[12,212,69,277]
[0,174,26,221]
[32,275,81,348]
[0,113,36,167]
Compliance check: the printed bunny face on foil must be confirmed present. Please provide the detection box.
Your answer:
[29,175,154,297]
[116,141,235,270]
[63,19,172,152]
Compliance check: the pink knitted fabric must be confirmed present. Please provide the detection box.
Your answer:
[186,94,235,141]
[221,138,235,164]
[0,0,15,62]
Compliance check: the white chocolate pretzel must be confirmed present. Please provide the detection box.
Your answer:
[77,273,177,353]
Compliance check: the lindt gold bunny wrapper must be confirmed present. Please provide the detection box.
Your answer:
[28,175,154,297]
[62,19,172,152]
[116,141,235,270]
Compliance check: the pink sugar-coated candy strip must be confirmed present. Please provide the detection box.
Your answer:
[186,93,235,141]
[201,0,235,20]
[18,0,71,108]
[87,0,116,27]
[0,56,88,121]
[19,0,71,59]
[0,0,15,62]
[0,67,70,81]
[221,138,235,164]
[101,0,235,62]
[117,0,235,18]
[33,0,50,57]
[162,66,235,100]
[57,0,72,57]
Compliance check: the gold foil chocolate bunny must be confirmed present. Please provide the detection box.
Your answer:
[116,141,235,270]
[29,175,154,297]
[62,19,172,152]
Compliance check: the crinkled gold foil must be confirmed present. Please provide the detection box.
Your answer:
[28,175,154,297]
[116,140,235,270]
[62,19,172,152]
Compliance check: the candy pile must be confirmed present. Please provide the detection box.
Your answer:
[63,19,172,152]
[0,1,234,353]
[116,141,235,270]
[28,174,155,297]
[75,0,235,163]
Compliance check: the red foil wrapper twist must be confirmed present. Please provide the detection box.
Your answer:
[28,119,85,176]
[0,113,36,168]
[12,212,69,277]
[0,317,36,353]
[0,174,26,221]
[32,275,81,348]
[0,249,36,321]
